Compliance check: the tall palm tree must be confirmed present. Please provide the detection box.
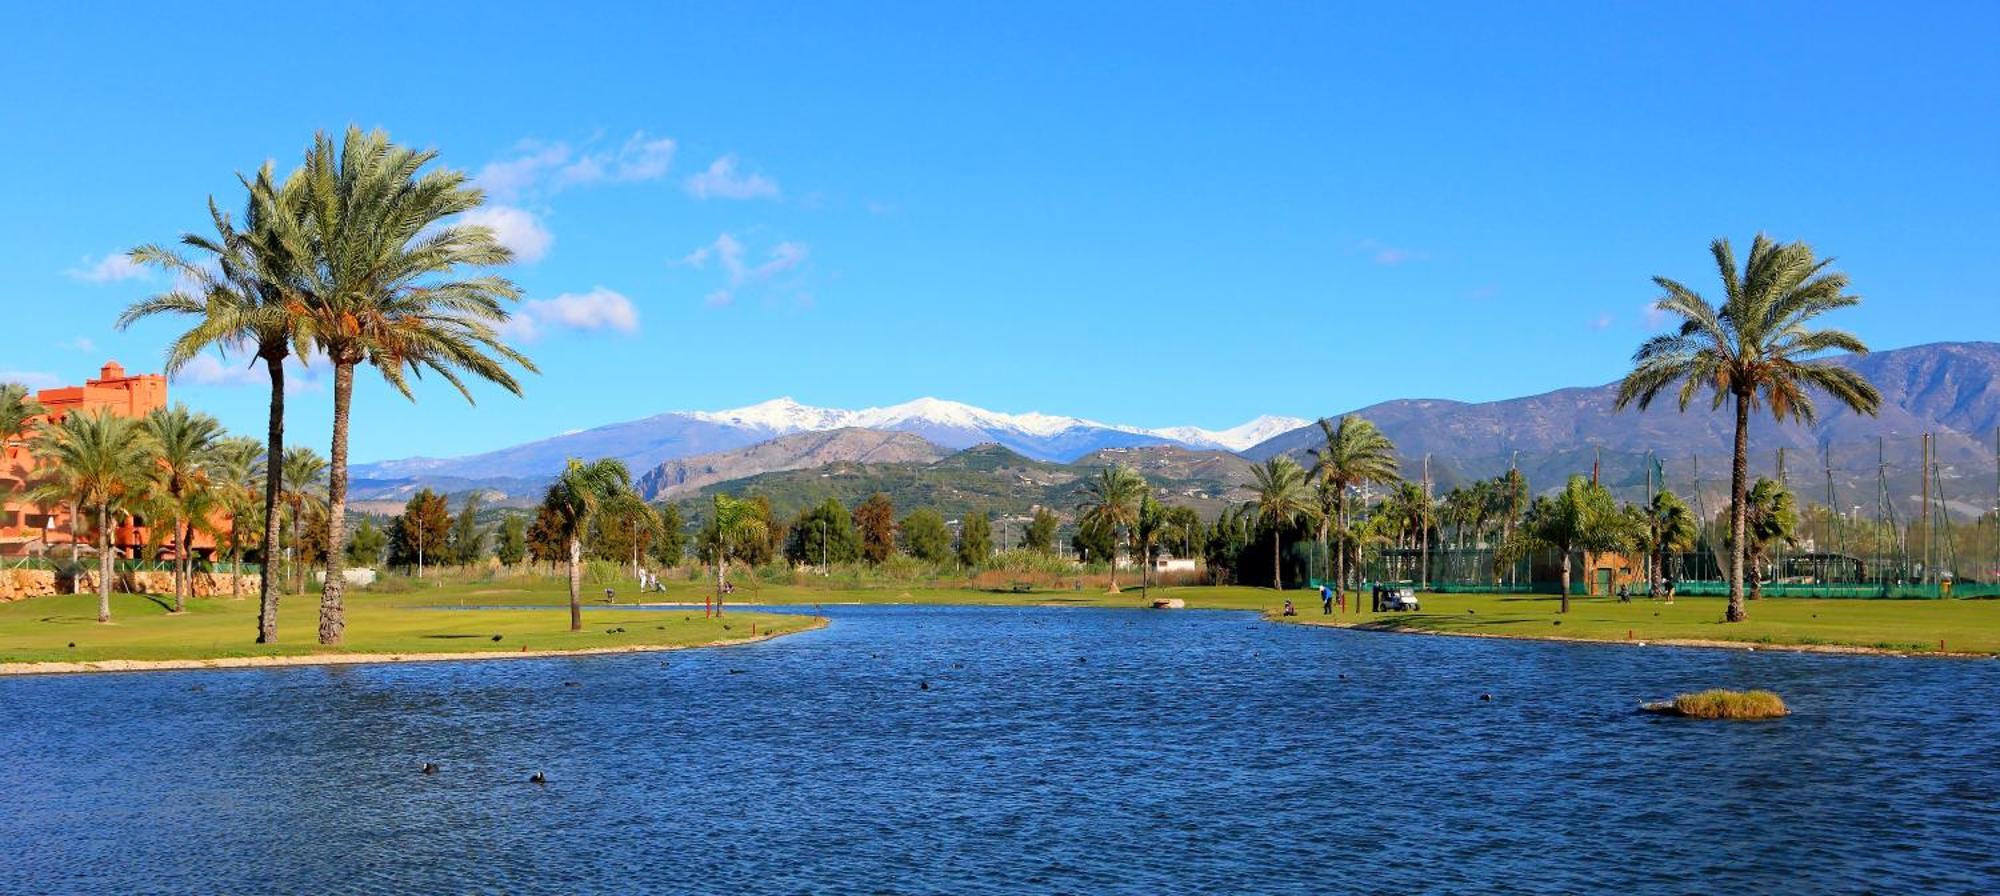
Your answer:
[1739,478,1798,600]
[1249,456,1311,591]
[545,458,633,631]
[27,411,154,623]
[288,127,535,645]
[1132,494,1170,598]
[1615,235,1881,622]
[1076,465,1146,592]
[706,494,768,617]
[139,405,225,612]
[209,436,265,600]
[279,447,329,594]
[123,170,310,643]
[1307,415,1399,599]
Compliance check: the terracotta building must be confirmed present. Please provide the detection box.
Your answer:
[0,361,226,560]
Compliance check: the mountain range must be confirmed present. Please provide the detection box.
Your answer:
[351,341,2000,519]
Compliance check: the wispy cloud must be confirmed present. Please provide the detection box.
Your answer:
[679,233,809,307]
[501,287,641,342]
[0,370,61,389]
[172,353,330,393]
[476,132,678,200]
[66,253,147,283]
[58,337,97,353]
[1354,239,1425,266]
[684,155,780,200]
[1641,302,1670,329]
[1589,312,1615,330]
[458,206,553,263]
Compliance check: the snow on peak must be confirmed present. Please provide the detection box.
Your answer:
[679,397,1306,452]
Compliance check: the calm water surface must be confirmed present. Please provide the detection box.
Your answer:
[2,605,1996,894]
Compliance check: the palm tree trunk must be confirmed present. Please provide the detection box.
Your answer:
[258,352,284,642]
[174,519,191,613]
[1335,501,1348,611]
[1558,548,1571,614]
[1106,529,1120,593]
[97,505,112,623]
[1727,390,1750,622]
[318,361,353,646]
[567,535,582,632]
[1272,529,1282,590]
[70,501,81,595]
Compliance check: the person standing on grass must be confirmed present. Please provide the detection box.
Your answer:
[1320,583,1333,615]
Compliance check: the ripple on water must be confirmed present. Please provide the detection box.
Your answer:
[0,604,1996,895]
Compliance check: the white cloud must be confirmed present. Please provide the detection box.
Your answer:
[458,206,553,263]
[59,337,97,353]
[684,155,780,200]
[1589,313,1615,330]
[502,288,641,342]
[477,132,677,199]
[678,234,809,308]
[1641,302,1671,329]
[66,253,148,283]
[0,370,61,389]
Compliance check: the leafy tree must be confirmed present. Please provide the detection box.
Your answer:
[899,509,952,563]
[1204,505,1254,584]
[1616,234,1881,622]
[1076,465,1145,592]
[1158,505,1204,560]
[290,127,536,645]
[346,517,387,568]
[1249,456,1312,590]
[122,169,307,643]
[389,489,451,578]
[956,513,993,567]
[495,513,528,567]
[138,405,225,612]
[208,436,266,598]
[525,500,566,569]
[446,493,486,567]
[652,503,686,567]
[594,492,661,580]
[1071,516,1116,568]
[1307,414,1399,596]
[544,459,633,631]
[1024,507,1060,554]
[854,493,896,564]
[787,498,860,567]
[27,410,153,623]
[1510,475,1636,612]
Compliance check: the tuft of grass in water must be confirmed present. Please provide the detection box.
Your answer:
[1658,689,1789,719]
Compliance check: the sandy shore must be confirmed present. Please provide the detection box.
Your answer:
[1276,616,1998,660]
[0,617,827,677]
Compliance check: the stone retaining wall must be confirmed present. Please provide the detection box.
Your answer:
[0,569,263,603]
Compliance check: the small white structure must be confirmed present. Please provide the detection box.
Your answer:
[314,567,378,587]
[1150,552,1199,574]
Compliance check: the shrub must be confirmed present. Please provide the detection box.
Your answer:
[1649,689,1789,719]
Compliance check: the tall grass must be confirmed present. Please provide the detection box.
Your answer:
[1651,689,1789,719]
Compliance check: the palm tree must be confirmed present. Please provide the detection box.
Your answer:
[0,384,46,513]
[288,127,536,645]
[1632,489,1697,598]
[1249,456,1311,590]
[1615,235,1882,622]
[1307,415,1399,600]
[706,494,768,617]
[279,448,329,594]
[209,437,265,599]
[1739,478,1798,600]
[1076,465,1146,592]
[138,406,225,613]
[1132,494,1169,598]
[27,411,154,623]
[1510,475,1636,613]
[544,458,633,632]
[123,170,310,643]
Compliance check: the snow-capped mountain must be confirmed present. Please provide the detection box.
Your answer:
[351,396,1296,491]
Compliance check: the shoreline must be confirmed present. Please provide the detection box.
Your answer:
[0,617,828,677]
[1274,615,1999,660]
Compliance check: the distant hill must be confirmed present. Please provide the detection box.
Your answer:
[636,428,948,500]
[1247,341,2000,517]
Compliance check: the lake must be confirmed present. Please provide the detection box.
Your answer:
[2,604,1995,894]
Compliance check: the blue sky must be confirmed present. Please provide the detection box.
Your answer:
[3,2,1996,463]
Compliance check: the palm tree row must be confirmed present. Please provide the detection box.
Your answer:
[122,126,534,645]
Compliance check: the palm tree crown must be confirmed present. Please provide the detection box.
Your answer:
[1077,465,1146,591]
[547,458,633,631]
[27,410,155,623]
[1249,455,1311,590]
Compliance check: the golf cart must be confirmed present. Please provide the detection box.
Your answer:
[1371,583,1420,612]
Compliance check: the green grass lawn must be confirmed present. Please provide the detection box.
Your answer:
[8,575,1995,665]
[0,590,818,665]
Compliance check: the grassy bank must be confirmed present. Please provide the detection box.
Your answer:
[376,574,2000,656]
[0,590,819,666]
